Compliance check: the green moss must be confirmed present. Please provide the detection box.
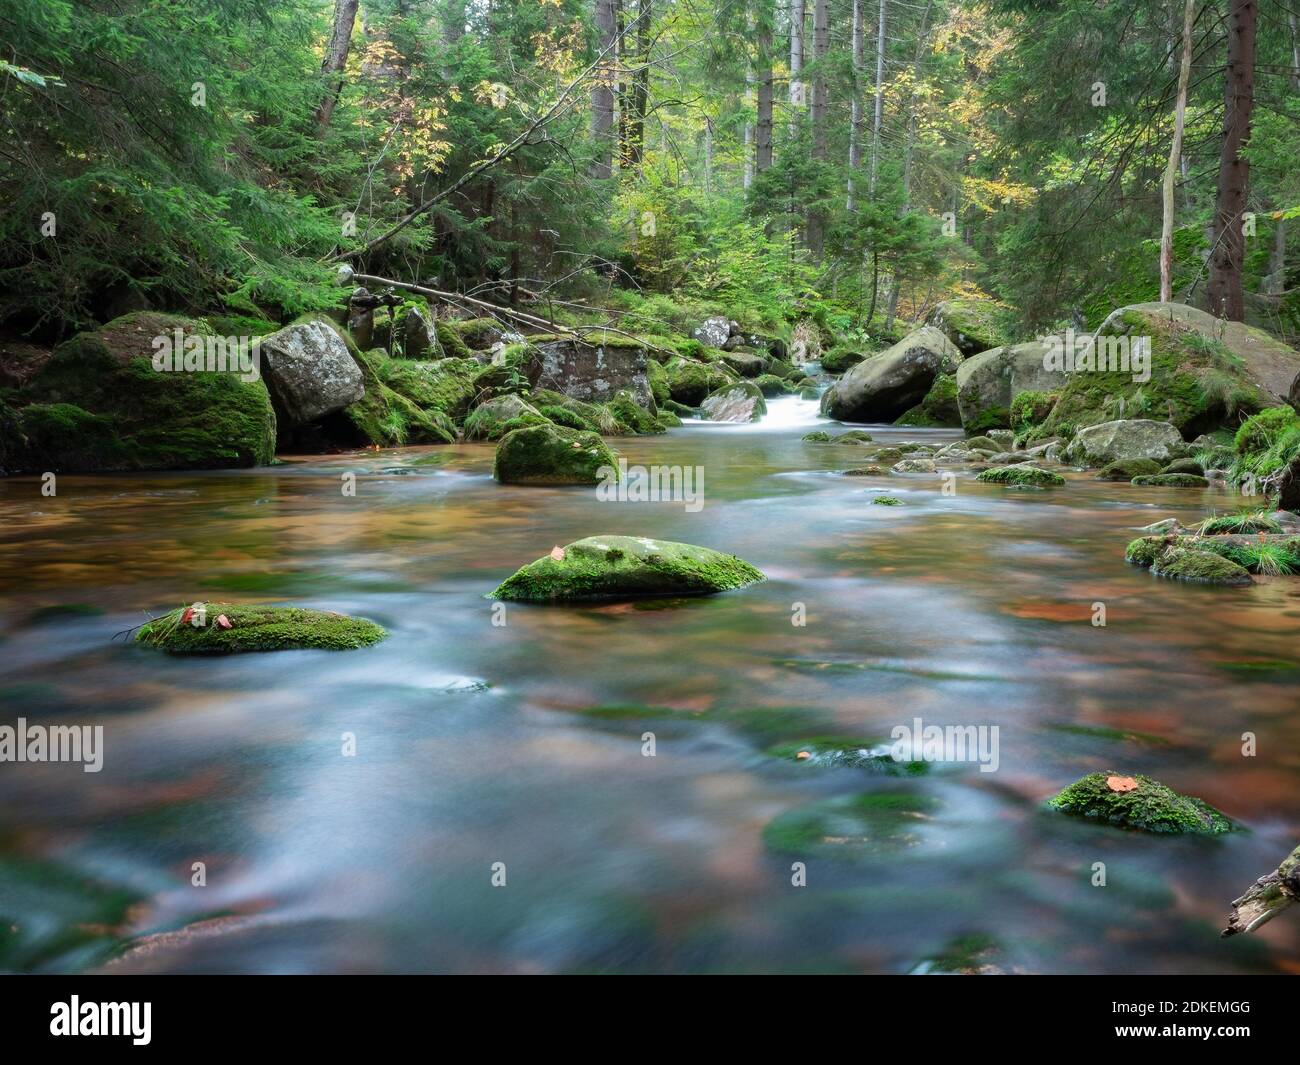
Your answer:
[19,312,276,471]
[135,603,387,654]
[492,424,619,485]
[345,348,456,446]
[655,409,682,429]
[820,344,867,374]
[1150,547,1253,585]
[646,357,670,404]
[665,358,732,405]
[766,737,928,775]
[872,496,904,506]
[1037,311,1268,440]
[1096,458,1161,481]
[450,317,504,351]
[1162,457,1204,475]
[802,430,832,442]
[753,373,791,397]
[490,535,765,601]
[434,319,475,359]
[762,792,943,860]
[1125,536,1168,567]
[965,406,1011,433]
[604,389,664,435]
[463,394,544,441]
[1195,511,1282,535]
[836,429,874,443]
[1231,406,1300,488]
[537,404,597,432]
[962,434,1005,452]
[1010,389,1058,431]
[915,933,1003,976]
[919,372,960,425]
[976,465,1065,487]
[1046,772,1233,834]
[1131,473,1209,488]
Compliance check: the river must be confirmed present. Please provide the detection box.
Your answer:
[1,392,1297,973]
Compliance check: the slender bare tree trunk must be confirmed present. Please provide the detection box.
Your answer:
[1160,0,1196,303]
[805,0,830,257]
[847,0,864,211]
[789,0,805,136]
[591,0,619,178]
[756,19,774,173]
[623,0,651,171]
[868,0,887,197]
[315,0,360,135]
[1207,0,1257,321]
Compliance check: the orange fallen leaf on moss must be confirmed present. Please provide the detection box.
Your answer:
[1107,775,1139,793]
[216,614,232,630]
[550,546,565,560]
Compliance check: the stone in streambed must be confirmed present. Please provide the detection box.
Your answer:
[1096,457,1161,481]
[975,465,1065,487]
[700,381,767,423]
[1046,772,1233,834]
[1131,473,1209,488]
[135,604,387,654]
[493,423,619,485]
[489,536,764,601]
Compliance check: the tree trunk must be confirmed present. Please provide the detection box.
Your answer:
[847,0,864,211]
[1206,0,1257,322]
[622,0,651,171]
[591,0,618,179]
[869,0,888,197]
[315,0,359,135]
[1160,0,1196,303]
[756,20,774,173]
[806,0,829,257]
[789,0,805,136]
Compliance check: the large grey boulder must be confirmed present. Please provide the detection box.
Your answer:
[821,326,959,422]
[928,299,1011,356]
[259,319,365,427]
[701,381,767,423]
[1064,419,1183,467]
[526,335,655,410]
[956,340,1062,431]
[693,316,732,349]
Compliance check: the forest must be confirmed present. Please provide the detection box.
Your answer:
[1,0,1299,982]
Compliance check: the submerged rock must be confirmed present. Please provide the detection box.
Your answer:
[135,604,387,653]
[762,791,943,861]
[1131,473,1209,488]
[1046,772,1233,834]
[1096,457,1162,481]
[767,737,927,774]
[490,536,764,601]
[493,423,618,485]
[1151,547,1252,584]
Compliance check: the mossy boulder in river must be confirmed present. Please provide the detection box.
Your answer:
[493,423,618,485]
[1046,772,1233,834]
[1096,457,1162,481]
[976,465,1065,487]
[12,312,276,472]
[135,604,387,653]
[1064,419,1184,467]
[927,298,1014,356]
[700,380,767,423]
[463,394,546,441]
[490,536,764,601]
[1151,547,1252,585]
[1131,472,1209,489]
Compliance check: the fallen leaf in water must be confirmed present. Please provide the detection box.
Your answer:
[796,751,811,761]
[1107,775,1139,793]
[216,614,232,629]
[550,546,565,560]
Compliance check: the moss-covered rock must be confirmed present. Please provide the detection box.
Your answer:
[15,312,276,471]
[1194,511,1282,535]
[872,496,904,506]
[1096,457,1162,481]
[1010,389,1058,431]
[700,381,767,423]
[894,372,960,427]
[135,603,387,654]
[802,430,832,442]
[976,465,1065,487]
[604,389,665,435]
[493,423,619,485]
[665,357,732,406]
[1046,772,1233,834]
[342,348,457,446]
[1131,473,1209,488]
[1162,457,1205,476]
[820,344,868,374]
[490,535,765,601]
[928,298,1014,356]
[843,465,885,476]
[463,394,545,441]
[836,429,875,443]
[962,434,1006,452]
[1128,532,1300,576]
[753,373,792,397]
[1151,547,1253,585]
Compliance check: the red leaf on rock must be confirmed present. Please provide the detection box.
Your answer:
[216,614,232,630]
[180,607,194,625]
[1107,775,1139,793]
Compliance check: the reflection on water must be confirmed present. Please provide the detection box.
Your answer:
[1,395,1297,973]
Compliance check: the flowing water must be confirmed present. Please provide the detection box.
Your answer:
[2,393,1298,974]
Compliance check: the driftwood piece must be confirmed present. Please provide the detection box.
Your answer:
[1222,845,1300,937]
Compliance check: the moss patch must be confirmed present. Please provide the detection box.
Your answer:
[1046,772,1233,834]
[135,603,387,654]
[490,535,764,601]
[1097,458,1161,481]
[493,424,618,485]
[1150,547,1253,585]
[762,792,943,860]
[976,465,1065,487]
